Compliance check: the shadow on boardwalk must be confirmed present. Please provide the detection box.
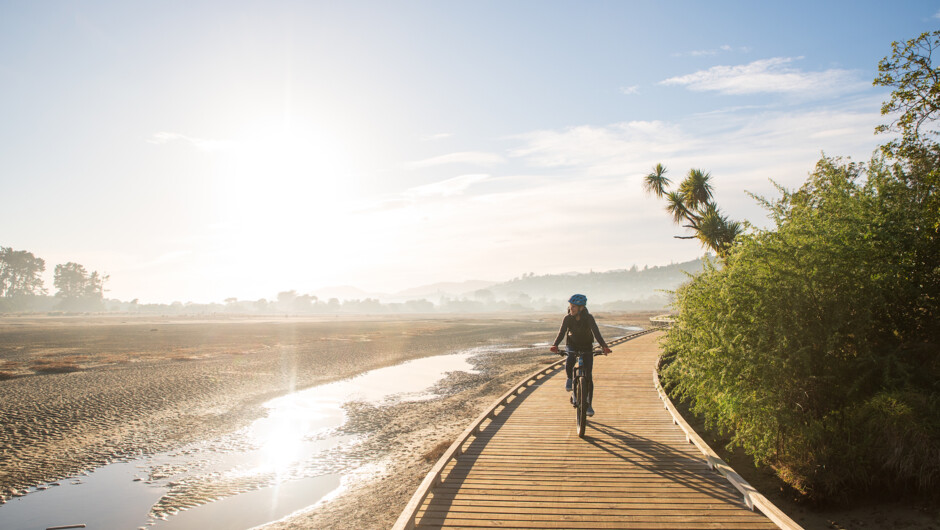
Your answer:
[587,421,743,504]
[424,373,745,517]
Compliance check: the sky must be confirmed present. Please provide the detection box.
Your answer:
[1,1,937,304]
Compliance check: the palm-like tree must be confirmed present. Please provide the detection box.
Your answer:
[642,164,741,258]
[643,163,671,198]
[678,169,713,210]
[664,191,692,225]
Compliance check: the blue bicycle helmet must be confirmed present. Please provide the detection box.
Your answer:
[568,294,587,306]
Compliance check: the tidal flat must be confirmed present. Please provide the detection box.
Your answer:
[0,312,652,529]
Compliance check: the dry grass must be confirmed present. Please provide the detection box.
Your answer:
[422,440,453,462]
[0,371,17,380]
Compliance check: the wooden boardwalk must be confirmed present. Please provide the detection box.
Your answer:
[406,331,780,529]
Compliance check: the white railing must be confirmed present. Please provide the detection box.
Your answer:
[653,358,804,530]
[649,314,675,327]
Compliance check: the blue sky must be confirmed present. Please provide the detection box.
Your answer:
[1,1,937,303]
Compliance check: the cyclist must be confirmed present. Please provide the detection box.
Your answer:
[549,294,612,417]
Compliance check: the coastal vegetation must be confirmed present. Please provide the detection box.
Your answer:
[659,30,940,502]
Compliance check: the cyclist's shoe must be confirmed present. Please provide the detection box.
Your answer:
[586,406,595,417]
[565,378,572,392]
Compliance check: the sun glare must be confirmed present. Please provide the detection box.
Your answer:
[198,115,393,290]
[218,119,354,216]
[245,393,345,479]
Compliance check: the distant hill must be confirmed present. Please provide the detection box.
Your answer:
[310,285,374,301]
[475,258,707,309]
[304,258,707,311]
[393,279,497,299]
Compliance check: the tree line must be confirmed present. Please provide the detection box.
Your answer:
[654,30,939,502]
[0,249,694,315]
[0,248,107,312]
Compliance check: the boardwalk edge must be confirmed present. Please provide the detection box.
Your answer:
[653,353,805,530]
[391,328,656,530]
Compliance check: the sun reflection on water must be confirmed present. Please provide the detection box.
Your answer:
[243,393,346,477]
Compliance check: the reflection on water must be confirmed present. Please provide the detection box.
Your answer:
[0,347,502,530]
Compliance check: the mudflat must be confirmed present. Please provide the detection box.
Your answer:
[0,312,653,525]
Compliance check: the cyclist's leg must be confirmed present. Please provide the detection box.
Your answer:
[564,348,576,378]
[583,352,595,405]
[564,347,576,390]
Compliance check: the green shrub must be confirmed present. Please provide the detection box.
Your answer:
[661,155,940,501]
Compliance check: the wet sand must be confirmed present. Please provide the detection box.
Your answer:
[0,312,662,525]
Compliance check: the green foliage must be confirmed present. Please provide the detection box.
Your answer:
[661,155,940,501]
[644,165,742,258]
[53,262,108,311]
[0,247,47,301]
[874,30,940,143]
[643,163,671,198]
[873,30,940,233]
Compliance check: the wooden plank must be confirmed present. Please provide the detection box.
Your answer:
[419,506,781,517]
[416,516,778,529]
[420,502,764,512]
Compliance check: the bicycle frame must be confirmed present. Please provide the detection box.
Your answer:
[564,349,601,438]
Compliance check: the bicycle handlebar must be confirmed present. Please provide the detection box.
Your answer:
[554,350,605,357]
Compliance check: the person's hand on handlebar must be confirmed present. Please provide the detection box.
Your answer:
[602,347,612,355]
[549,345,559,354]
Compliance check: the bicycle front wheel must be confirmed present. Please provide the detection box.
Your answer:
[575,375,587,437]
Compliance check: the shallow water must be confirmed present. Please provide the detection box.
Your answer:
[602,324,643,332]
[0,346,507,530]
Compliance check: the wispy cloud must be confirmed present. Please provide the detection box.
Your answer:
[660,57,865,96]
[149,132,228,151]
[507,97,884,190]
[619,85,640,95]
[672,44,749,57]
[406,151,506,169]
[406,174,491,198]
[352,174,494,214]
[934,9,940,19]
[510,121,689,174]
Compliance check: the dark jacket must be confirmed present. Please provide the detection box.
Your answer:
[552,312,608,352]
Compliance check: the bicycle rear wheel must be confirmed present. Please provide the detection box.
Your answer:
[575,375,587,437]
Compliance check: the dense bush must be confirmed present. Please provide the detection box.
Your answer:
[660,154,939,501]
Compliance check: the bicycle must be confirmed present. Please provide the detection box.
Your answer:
[557,348,604,438]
